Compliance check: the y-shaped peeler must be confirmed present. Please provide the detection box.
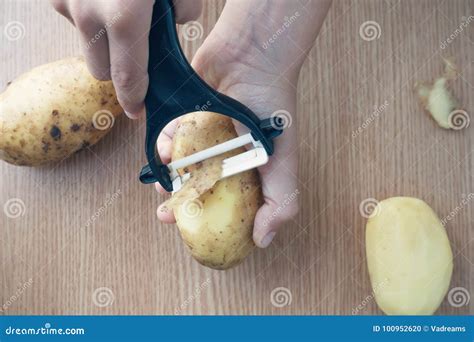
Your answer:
[139,0,284,192]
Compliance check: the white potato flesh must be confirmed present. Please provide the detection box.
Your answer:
[366,197,453,315]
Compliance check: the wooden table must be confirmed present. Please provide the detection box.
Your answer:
[1,0,472,315]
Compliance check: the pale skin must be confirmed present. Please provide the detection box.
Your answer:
[51,0,332,248]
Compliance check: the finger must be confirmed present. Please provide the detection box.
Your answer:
[157,203,176,223]
[107,1,154,118]
[173,0,203,23]
[154,182,169,194]
[253,154,299,248]
[156,118,179,165]
[50,0,73,23]
[65,2,111,79]
[155,119,180,194]
[77,20,111,80]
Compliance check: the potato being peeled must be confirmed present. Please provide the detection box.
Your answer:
[0,57,122,166]
[365,197,453,315]
[169,112,263,270]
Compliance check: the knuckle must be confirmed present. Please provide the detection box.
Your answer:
[111,69,138,91]
[73,11,94,31]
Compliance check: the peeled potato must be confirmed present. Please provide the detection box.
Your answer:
[171,112,263,270]
[366,197,453,315]
[0,57,122,166]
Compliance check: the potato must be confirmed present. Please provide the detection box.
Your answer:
[171,112,263,270]
[0,57,122,166]
[366,197,453,315]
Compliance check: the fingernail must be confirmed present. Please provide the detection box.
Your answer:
[260,231,276,248]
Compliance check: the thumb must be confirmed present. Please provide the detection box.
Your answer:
[253,159,300,248]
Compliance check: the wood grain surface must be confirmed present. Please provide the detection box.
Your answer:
[1,0,473,315]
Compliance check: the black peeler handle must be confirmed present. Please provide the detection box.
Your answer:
[140,0,283,192]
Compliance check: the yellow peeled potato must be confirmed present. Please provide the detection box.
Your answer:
[366,197,453,315]
[171,112,263,270]
[0,57,122,166]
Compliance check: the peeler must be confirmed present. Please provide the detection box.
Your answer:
[139,0,284,192]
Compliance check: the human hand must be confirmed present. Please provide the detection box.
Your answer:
[50,0,202,118]
[156,0,332,248]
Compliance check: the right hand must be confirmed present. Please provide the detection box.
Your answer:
[50,0,202,118]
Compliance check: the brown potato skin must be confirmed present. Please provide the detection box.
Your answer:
[172,112,263,270]
[0,57,122,166]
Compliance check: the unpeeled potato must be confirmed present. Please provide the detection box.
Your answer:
[171,112,263,270]
[366,197,453,315]
[0,57,122,166]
